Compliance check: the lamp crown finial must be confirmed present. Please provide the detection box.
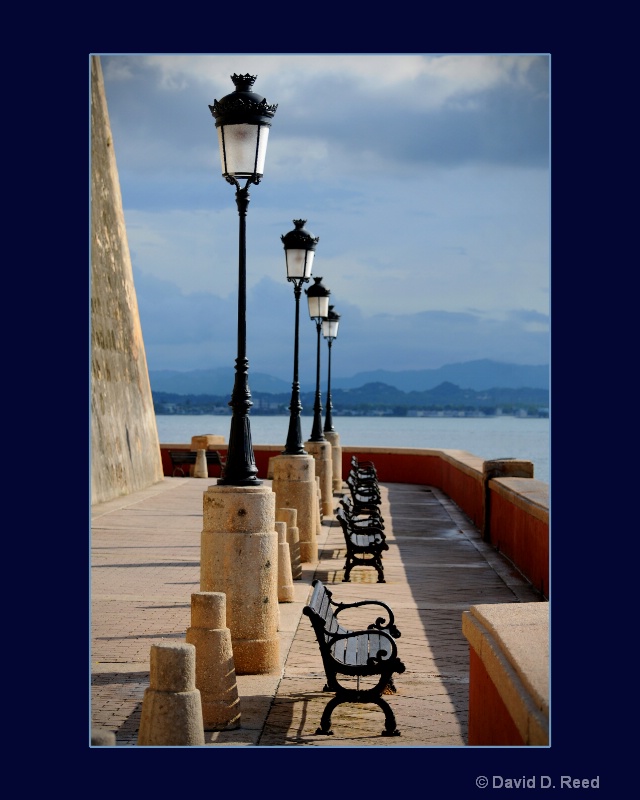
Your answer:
[210,74,277,122]
[231,73,257,91]
[281,219,319,249]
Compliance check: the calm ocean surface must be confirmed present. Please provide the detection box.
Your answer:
[156,414,550,484]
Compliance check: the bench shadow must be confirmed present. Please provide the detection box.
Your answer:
[382,482,540,742]
[281,482,543,745]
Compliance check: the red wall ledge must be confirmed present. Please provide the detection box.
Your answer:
[488,478,549,598]
[463,602,549,746]
[159,442,548,598]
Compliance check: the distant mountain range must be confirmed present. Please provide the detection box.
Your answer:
[149,359,549,396]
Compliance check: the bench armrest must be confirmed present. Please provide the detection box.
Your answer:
[334,599,401,638]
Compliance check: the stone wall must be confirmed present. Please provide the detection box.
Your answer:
[91,56,164,504]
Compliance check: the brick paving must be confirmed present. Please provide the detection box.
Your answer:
[90,477,541,747]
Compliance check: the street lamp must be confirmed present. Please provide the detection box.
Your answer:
[281,220,320,455]
[322,305,341,434]
[209,74,277,486]
[305,276,331,442]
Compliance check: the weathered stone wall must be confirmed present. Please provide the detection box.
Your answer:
[91,56,164,504]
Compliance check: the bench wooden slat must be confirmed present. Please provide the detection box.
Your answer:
[318,590,331,626]
[344,635,358,665]
[357,634,369,665]
[331,638,347,664]
[368,633,383,661]
[309,580,325,613]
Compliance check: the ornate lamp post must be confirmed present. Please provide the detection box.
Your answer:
[305,276,331,442]
[209,74,277,486]
[201,74,281,676]
[281,220,320,455]
[322,305,341,434]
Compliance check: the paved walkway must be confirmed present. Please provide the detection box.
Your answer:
[91,476,541,747]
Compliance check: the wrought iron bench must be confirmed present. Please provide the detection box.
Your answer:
[338,495,386,530]
[303,579,405,736]
[349,455,378,482]
[336,507,388,583]
[345,473,382,514]
[168,449,225,477]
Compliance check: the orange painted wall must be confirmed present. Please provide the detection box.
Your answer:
[467,648,524,746]
[441,461,484,528]
[489,490,549,597]
[341,450,442,486]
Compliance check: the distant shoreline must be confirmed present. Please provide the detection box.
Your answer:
[155,410,549,419]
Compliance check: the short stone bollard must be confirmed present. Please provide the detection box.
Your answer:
[276,507,302,580]
[185,592,241,731]
[194,449,208,478]
[91,727,116,746]
[137,642,205,746]
[275,522,295,603]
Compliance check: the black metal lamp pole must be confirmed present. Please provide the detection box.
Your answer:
[305,276,331,442]
[281,220,320,455]
[322,306,341,433]
[209,74,277,486]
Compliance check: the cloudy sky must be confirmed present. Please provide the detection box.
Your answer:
[99,53,550,389]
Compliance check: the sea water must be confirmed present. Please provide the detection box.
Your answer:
[155,413,550,484]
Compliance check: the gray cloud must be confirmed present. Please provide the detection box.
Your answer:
[136,270,549,389]
[100,54,550,379]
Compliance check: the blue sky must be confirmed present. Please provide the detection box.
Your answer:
[99,54,550,388]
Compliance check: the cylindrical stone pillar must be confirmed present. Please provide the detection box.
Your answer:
[275,521,295,603]
[306,440,333,515]
[276,507,302,580]
[324,430,343,491]
[200,485,280,675]
[137,643,205,746]
[315,477,323,543]
[271,454,318,564]
[194,449,208,478]
[185,592,241,731]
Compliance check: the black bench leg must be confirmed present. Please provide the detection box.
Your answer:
[315,696,341,735]
[375,559,386,583]
[315,695,401,737]
[374,697,401,737]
